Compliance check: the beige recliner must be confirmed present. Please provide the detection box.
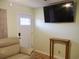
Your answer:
[0,37,34,59]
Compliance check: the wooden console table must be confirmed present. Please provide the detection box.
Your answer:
[50,38,71,59]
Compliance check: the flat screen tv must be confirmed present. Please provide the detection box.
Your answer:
[44,1,76,23]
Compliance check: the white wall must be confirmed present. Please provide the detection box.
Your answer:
[34,0,79,59]
[0,0,34,37]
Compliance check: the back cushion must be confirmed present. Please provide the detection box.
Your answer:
[0,44,20,58]
[0,37,19,47]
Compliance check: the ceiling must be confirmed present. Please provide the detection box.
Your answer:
[9,0,64,8]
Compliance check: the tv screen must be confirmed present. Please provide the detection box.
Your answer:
[44,1,76,23]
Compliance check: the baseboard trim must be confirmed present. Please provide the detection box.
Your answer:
[34,50,64,59]
[32,50,49,59]
[35,50,49,56]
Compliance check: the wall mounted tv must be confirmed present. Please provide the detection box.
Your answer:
[44,1,76,23]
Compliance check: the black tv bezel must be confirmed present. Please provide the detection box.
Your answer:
[43,1,77,23]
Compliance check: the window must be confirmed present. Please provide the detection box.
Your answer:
[20,17,31,25]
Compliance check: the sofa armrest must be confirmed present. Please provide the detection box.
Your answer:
[20,47,34,56]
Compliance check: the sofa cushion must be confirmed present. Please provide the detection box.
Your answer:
[0,37,19,47]
[0,44,20,58]
[6,54,30,59]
